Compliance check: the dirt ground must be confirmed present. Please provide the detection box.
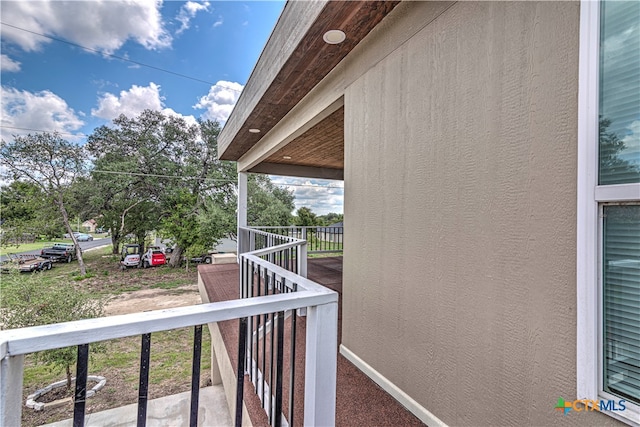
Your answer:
[104,286,203,315]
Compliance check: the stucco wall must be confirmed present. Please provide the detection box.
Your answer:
[342,2,621,426]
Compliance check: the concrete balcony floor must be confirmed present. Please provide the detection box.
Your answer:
[43,385,231,427]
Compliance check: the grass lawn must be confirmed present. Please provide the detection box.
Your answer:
[0,246,212,427]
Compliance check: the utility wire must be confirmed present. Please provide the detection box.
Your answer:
[92,169,232,182]
[0,21,242,91]
[91,169,343,188]
[0,125,86,139]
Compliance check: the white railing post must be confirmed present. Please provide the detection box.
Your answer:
[304,301,338,426]
[249,229,255,252]
[298,242,308,278]
[1,354,24,426]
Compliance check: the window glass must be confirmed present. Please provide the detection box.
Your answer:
[603,204,640,403]
[599,1,640,185]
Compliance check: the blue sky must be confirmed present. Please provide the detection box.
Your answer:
[0,0,344,215]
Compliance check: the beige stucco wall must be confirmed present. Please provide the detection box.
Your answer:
[342,2,621,426]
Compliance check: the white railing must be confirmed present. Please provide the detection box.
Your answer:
[237,226,338,426]
[0,265,338,426]
[246,226,343,255]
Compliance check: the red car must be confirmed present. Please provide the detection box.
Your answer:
[141,247,167,268]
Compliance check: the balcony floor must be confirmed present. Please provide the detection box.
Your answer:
[43,385,231,427]
[199,257,425,426]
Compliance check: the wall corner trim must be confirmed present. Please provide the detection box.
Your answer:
[339,344,448,427]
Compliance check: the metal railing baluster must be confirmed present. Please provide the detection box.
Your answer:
[261,273,268,408]
[274,310,285,427]
[288,284,298,426]
[235,317,247,427]
[73,344,89,427]
[137,333,151,427]
[190,325,203,427]
[269,311,275,424]
[248,261,255,388]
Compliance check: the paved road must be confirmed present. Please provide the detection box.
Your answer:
[0,238,112,262]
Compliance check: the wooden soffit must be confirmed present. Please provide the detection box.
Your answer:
[218,0,400,162]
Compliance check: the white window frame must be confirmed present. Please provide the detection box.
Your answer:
[577,1,640,425]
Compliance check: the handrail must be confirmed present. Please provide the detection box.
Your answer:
[239,226,308,277]
[0,290,334,359]
[247,225,343,255]
[236,226,338,426]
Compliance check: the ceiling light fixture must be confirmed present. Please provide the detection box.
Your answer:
[283,156,292,160]
[249,128,261,133]
[323,29,346,44]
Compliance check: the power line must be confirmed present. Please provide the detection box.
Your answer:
[91,169,343,188]
[0,21,242,91]
[92,169,233,182]
[0,125,86,139]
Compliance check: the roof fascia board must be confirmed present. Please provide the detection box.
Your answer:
[218,0,328,157]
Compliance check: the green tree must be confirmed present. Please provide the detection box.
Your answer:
[294,207,318,226]
[87,110,198,254]
[247,174,295,227]
[197,173,295,243]
[0,181,65,244]
[0,133,89,274]
[0,272,104,389]
[317,212,343,226]
[159,119,237,267]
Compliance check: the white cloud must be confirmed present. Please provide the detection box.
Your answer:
[0,54,21,72]
[176,1,210,35]
[162,107,199,129]
[194,81,243,123]
[92,83,165,119]
[0,0,171,54]
[0,86,84,142]
[92,82,197,126]
[270,177,344,215]
[213,16,224,28]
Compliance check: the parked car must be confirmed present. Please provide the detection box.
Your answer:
[40,243,78,263]
[63,232,81,239]
[76,233,93,242]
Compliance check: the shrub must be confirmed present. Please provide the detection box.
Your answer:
[0,271,105,388]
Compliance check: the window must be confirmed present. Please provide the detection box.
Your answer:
[578,0,640,424]
[603,205,640,403]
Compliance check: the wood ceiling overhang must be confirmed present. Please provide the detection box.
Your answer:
[218,0,400,165]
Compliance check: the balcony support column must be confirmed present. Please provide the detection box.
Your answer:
[0,354,24,426]
[304,301,338,426]
[238,171,248,255]
[238,172,247,229]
